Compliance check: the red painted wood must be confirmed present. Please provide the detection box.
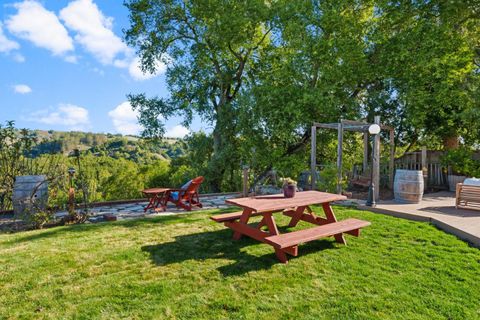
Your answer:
[283,210,330,226]
[165,176,204,211]
[225,220,269,242]
[287,206,307,227]
[142,188,170,212]
[210,211,264,222]
[210,211,243,222]
[217,190,369,263]
[321,202,346,244]
[226,191,346,212]
[263,212,280,235]
[233,208,252,240]
[225,217,298,257]
[265,218,371,249]
[275,249,288,264]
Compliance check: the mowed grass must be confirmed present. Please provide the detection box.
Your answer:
[0,206,479,320]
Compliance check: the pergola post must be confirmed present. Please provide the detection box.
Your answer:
[310,126,317,190]
[336,122,344,194]
[363,133,369,173]
[373,116,381,199]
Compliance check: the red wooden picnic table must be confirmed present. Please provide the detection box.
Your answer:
[142,188,170,212]
[211,191,370,264]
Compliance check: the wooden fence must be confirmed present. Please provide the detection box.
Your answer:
[353,149,448,189]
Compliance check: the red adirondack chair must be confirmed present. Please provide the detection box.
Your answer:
[165,176,204,211]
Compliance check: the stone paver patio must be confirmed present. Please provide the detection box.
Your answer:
[56,193,239,223]
[355,191,480,248]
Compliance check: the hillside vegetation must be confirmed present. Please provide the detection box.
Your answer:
[30,130,184,162]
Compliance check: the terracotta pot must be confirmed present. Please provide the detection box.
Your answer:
[283,184,296,198]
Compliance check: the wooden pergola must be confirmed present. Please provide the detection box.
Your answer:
[310,116,395,197]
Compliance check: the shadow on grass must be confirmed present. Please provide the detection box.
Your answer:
[142,227,337,277]
[9,209,234,244]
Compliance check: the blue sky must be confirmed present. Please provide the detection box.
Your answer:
[0,0,205,137]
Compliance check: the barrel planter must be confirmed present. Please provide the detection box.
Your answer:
[394,170,424,204]
[13,175,48,216]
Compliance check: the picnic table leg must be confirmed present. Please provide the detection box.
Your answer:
[232,208,253,240]
[287,206,308,227]
[257,216,267,230]
[144,195,157,212]
[155,192,167,211]
[322,203,346,245]
[263,212,289,263]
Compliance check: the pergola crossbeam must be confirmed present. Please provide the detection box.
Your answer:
[313,121,393,132]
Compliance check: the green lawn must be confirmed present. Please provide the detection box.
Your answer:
[0,207,479,320]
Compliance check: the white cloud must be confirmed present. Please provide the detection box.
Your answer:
[6,0,74,56]
[166,125,190,138]
[60,0,129,65]
[64,55,78,63]
[128,56,167,81]
[29,104,90,130]
[0,22,19,53]
[108,101,142,135]
[13,84,32,94]
[13,53,25,62]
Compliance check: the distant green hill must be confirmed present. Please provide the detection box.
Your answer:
[29,130,185,163]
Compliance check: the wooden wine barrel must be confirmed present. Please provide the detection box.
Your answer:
[13,175,48,216]
[394,170,424,203]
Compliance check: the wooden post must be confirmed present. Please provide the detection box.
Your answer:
[242,166,249,197]
[389,129,395,189]
[421,146,427,191]
[311,125,317,190]
[337,122,343,194]
[363,133,369,174]
[68,187,75,215]
[373,116,381,199]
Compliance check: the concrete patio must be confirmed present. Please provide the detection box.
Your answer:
[357,191,480,248]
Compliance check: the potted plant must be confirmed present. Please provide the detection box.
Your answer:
[441,148,478,191]
[282,177,297,198]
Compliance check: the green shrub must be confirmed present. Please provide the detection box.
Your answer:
[441,147,480,177]
[316,166,347,193]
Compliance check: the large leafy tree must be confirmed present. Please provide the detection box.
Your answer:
[372,0,480,149]
[125,0,480,192]
[236,0,378,178]
[124,0,275,191]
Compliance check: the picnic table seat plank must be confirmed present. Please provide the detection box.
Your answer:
[210,211,244,222]
[265,218,371,249]
[210,211,266,222]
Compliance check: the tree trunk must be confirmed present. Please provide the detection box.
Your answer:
[208,123,226,192]
[443,136,459,150]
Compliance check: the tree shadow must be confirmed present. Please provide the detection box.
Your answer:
[8,213,209,244]
[141,227,337,277]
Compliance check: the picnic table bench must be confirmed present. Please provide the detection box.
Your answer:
[211,191,370,263]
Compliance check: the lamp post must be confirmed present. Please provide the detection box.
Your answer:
[366,124,381,207]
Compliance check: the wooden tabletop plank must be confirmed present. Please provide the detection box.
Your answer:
[142,188,170,194]
[226,191,346,212]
